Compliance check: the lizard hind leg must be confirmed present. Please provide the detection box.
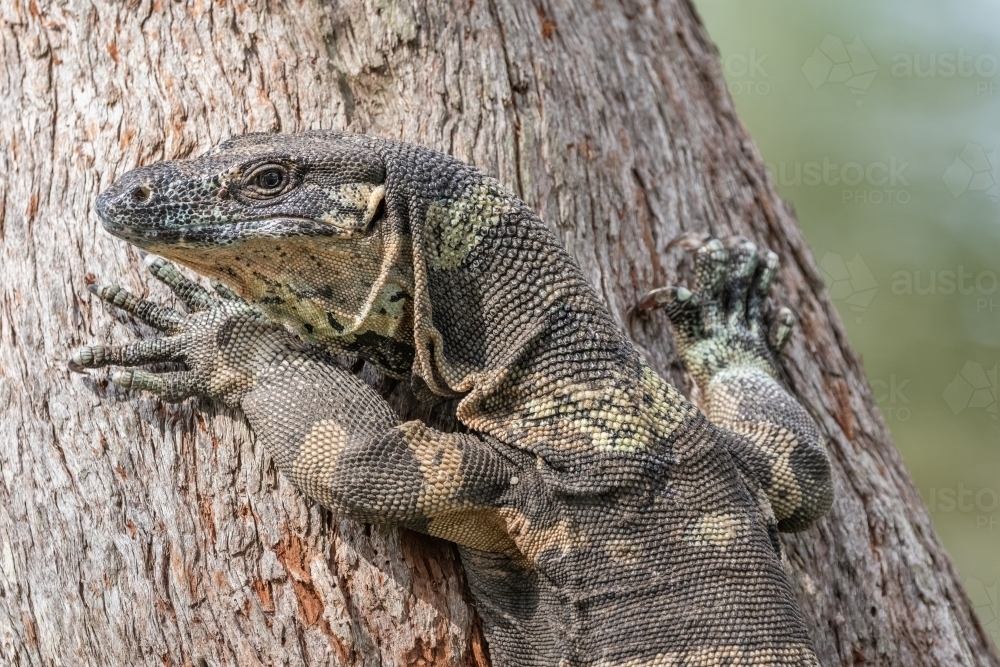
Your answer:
[640,234,834,532]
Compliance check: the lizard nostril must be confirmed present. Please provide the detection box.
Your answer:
[131,184,153,202]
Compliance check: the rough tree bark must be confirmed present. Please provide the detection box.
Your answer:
[0,0,995,665]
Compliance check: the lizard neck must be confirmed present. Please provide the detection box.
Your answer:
[447,256,696,469]
[396,168,698,468]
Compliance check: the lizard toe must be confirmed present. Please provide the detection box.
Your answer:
[768,306,796,352]
[110,369,203,403]
[692,238,728,335]
[639,286,702,339]
[747,250,780,330]
[722,236,758,326]
[144,255,214,312]
[87,282,184,332]
[74,336,187,370]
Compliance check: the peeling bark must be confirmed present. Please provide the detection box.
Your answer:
[0,0,996,665]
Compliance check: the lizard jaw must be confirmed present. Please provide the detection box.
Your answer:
[100,215,353,250]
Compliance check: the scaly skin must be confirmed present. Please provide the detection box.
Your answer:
[72,131,832,666]
[639,233,832,532]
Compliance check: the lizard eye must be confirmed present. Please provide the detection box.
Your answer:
[258,169,283,189]
[244,164,291,198]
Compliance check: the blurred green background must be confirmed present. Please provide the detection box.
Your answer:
[692,0,1000,642]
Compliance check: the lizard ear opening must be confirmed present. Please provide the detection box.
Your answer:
[365,187,387,230]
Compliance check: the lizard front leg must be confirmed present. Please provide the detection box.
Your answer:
[641,235,834,532]
[72,257,531,558]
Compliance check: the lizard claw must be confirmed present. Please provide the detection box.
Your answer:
[638,285,693,311]
[666,230,712,252]
[768,306,796,352]
[638,286,700,328]
[68,348,94,374]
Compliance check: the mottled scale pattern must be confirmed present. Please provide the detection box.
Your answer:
[73,131,833,666]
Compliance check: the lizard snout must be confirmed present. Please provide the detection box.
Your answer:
[93,181,118,224]
[94,163,184,237]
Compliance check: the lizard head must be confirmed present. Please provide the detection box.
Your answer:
[95,131,417,376]
[96,132,390,247]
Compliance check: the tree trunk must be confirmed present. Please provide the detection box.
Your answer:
[1,0,995,665]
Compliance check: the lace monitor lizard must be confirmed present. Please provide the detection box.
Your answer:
[71,131,834,666]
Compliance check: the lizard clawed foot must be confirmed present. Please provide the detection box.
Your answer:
[641,235,796,381]
[72,256,282,405]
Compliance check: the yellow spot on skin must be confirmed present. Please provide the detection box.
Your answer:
[204,366,254,400]
[427,508,523,558]
[402,422,466,516]
[498,507,578,564]
[685,513,743,551]
[424,179,514,270]
[508,364,694,455]
[319,183,386,230]
[291,420,351,508]
[606,538,644,566]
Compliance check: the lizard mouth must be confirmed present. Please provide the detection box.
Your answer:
[102,216,351,249]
